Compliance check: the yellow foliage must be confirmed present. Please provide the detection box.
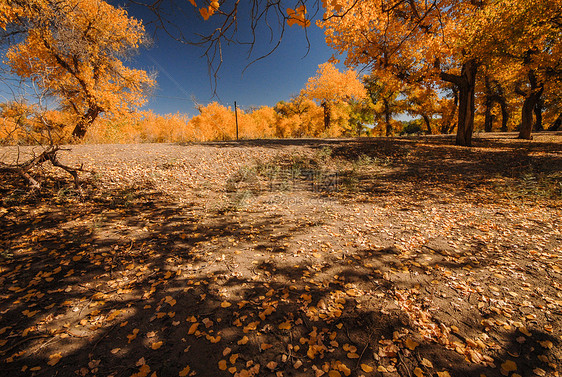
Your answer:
[3,0,155,139]
[287,5,310,28]
[302,62,366,105]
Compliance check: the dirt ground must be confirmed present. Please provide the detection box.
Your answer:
[0,132,561,377]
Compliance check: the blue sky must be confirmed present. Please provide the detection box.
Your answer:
[121,1,343,117]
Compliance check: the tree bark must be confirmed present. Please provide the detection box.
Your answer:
[322,101,331,131]
[534,98,543,132]
[499,96,509,132]
[422,114,432,134]
[484,100,493,132]
[383,98,392,136]
[517,70,543,140]
[518,96,535,140]
[484,75,493,132]
[441,60,478,146]
[72,106,102,139]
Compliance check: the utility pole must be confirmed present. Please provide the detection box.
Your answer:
[234,101,239,141]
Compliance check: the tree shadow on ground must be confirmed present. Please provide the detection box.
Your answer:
[1,134,560,377]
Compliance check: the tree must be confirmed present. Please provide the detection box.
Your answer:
[188,102,236,141]
[0,96,83,188]
[273,96,324,138]
[480,72,510,133]
[347,99,374,137]
[464,0,562,140]
[403,84,444,135]
[301,62,366,132]
[2,0,155,139]
[318,0,489,146]
[364,73,404,136]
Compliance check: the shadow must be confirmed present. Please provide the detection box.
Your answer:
[1,134,560,377]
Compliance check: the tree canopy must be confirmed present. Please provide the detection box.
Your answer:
[1,0,155,139]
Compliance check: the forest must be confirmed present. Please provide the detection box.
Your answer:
[0,1,561,377]
[0,0,561,148]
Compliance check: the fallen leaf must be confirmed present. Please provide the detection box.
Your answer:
[436,372,451,377]
[414,367,424,377]
[338,363,351,376]
[179,365,190,376]
[518,327,531,336]
[221,301,231,308]
[128,329,139,343]
[421,358,433,368]
[539,340,553,349]
[500,360,517,373]
[151,341,163,350]
[22,310,39,318]
[243,321,259,333]
[47,353,62,366]
[238,336,249,345]
[360,364,373,372]
[188,323,199,335]
[218,360,227,371]
[405,338,419,350]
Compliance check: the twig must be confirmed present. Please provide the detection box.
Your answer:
[30,335,58,355]
[397,349,412,377]
[355,332,373,369]
[0,334,50,355]
[91,323,119,353]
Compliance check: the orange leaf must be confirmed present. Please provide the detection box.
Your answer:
[405,338,419,350]
[218,360,227,370]
[47,352,62,366]
[188,323,199,335]
[151,341,163,350]
[179,365,190,376]
[360,364,373,372]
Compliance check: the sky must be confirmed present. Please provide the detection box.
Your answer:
[118,1,345,117]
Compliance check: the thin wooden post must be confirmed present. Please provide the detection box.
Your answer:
[234,101,239,141]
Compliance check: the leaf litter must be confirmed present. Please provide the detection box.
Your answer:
[0,135,561,376]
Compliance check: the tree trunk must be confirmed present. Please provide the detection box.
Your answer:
[422,114,432,134]
[499,96,509,132]
[441,60,478,146]
[383,98,392,136]
[516,62,544,140]
[72,106,101,139]
[483,75,493,132]
[518,96,535,140]
[484,100,493,132]
[517,70,543,140]
[322,101,331,131]
[534,98,543,132]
